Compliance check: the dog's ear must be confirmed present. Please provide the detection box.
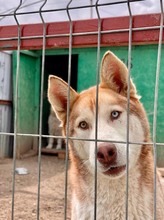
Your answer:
[48,75,78,123]
[100,51,139,99]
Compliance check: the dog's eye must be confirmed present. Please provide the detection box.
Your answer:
[78,121,89,130]
[111,111,121,120]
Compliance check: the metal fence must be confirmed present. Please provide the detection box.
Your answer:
[0,0,164,219]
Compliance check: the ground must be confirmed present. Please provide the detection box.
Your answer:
[0,155,71,220]
[0,155,164,220]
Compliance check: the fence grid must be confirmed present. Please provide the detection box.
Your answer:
[0,0,163,220]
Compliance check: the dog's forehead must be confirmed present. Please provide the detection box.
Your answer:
[72,86,126,114]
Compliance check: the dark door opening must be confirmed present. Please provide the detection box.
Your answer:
[42,54,78,146]
[44,54,78,90]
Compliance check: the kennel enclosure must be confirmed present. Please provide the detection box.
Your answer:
[1,13,164,165]
[0,0,164,220]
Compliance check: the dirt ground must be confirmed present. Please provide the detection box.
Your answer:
[0,155,71,220]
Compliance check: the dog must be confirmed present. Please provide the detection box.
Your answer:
[46,107,62,150]
[48,51,164,219]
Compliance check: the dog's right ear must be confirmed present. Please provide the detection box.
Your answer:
[48,75,78,123]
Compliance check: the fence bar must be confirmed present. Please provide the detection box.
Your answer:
[2,129,164,147]
[93,1,102,219]
[65,1,73,219]
[11,1,23,219]
[125,1,133,219]
[152,0,163,219]
[2,130,164,146]
[37,1,47,219]
[0,24,163,44]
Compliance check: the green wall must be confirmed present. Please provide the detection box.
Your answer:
[13,51,40,158]
[13,45,164,165]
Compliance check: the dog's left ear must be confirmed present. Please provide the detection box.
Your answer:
[100,51,139,99]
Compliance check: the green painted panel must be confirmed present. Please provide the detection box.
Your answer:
[13,51,40,158]
[15,46,163,164]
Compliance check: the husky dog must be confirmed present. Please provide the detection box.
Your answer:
[48,51,164,219]
[46,107,62,150]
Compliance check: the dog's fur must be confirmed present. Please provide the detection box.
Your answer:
[46,107,62,149]
[48,51,164,219]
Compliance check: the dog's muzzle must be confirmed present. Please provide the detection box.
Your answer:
[97,143,126,176]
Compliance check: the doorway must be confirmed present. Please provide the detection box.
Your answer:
[42,54,78,146]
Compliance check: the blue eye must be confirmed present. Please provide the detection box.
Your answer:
[111,111,121,120]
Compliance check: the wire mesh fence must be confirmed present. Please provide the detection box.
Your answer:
[0,0,164,220]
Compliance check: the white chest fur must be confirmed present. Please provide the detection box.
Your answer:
[71,169,153,220]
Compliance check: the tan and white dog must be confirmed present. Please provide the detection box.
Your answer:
[48,51,164,219]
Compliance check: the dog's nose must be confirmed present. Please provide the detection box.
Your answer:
[97,143,117,166]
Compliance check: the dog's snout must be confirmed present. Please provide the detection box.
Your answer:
[97,143,117,166]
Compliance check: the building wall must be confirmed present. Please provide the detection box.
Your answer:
[13,44,164,164]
